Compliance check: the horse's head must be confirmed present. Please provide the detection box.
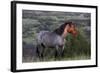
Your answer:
[53,22,78,38]
[64,22,78,37]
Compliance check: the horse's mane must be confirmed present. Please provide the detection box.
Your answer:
[53,22,72,35]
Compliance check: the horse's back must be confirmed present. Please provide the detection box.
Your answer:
[37,31,64,47]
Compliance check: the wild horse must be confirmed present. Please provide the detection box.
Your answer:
[36,22,77,60]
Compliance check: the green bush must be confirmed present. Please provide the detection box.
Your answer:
[64,29,91,60]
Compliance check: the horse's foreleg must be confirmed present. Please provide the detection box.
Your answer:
[61,46,64,57]
[54,49,58,59]
[55,46,59,60]
[61,40,66,57]
[54,45,64,60]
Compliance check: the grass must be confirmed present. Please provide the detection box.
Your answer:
[23,54,90,63]
[23,28,91,62]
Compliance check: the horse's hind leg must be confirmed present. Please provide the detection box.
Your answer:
[36,45,41,60]
[40,43,46,61]
[36,44,45,61]
[36,45,42,60]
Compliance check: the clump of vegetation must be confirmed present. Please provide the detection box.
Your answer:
[64,29,91,60]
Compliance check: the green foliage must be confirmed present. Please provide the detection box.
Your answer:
[64,30,91,59]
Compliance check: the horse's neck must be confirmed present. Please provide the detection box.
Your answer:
[62,30,68,38]
[62,27,68,38]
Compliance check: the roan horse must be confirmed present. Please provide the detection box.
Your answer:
[36,22,77,60]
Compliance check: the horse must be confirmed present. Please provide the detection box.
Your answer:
[36,22,77,60]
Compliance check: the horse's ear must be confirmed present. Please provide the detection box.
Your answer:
[67,23,72,27]
[69,22,75,27]
[67,22,73,26]
[71,24,75,27]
